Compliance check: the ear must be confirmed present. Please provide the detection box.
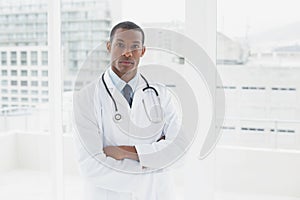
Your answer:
[106,41,111,53]
[140,46,146,57]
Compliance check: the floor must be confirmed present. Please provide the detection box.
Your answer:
[1,169,299,200]
[0,169,82,200]
[0,169,183,200]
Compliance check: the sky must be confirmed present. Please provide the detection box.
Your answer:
[217,0,300,37]
[1,0,299,39]
[121,0,185,24]
[122,0,300,38]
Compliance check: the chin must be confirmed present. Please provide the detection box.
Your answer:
[121,65,136,72]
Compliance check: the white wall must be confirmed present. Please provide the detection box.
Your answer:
[215,146,300,198]
[1,132,300,198]
[0,133,16,171]
[0,132,79,175]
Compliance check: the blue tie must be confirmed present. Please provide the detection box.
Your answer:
[122,84,133,107]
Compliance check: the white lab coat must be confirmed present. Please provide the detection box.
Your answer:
[73,70,183,200]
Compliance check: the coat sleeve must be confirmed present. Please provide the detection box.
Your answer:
[135,86,189,169]
[72,83,147,193]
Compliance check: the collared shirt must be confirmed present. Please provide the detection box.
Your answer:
[108,68,139,97]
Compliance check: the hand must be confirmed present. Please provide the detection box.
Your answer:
[103,145,139,161]
[103,146,126,160]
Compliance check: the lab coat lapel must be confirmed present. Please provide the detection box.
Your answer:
[130,74,146,109]
[103,70,130,110]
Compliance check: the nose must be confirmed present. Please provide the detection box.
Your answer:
[122,48,133,57]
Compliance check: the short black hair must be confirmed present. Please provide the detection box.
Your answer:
[109,21,145,44]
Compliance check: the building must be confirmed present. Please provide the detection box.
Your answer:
[217,51,300,149]
[140,21,186,65]
[217,32,249,64]
[0,0,112,110]
[0,46,49,110]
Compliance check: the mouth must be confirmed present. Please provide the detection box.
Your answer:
[119,60,134,66]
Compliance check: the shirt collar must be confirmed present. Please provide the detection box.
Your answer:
[108,68,139,92]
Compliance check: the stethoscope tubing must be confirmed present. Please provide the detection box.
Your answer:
[101,72,159,118]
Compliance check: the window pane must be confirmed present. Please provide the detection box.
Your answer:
[41,51,48,65]
[1,80,8,86]
[1,70,7,76]
[41,81,48,87]
[217,0,300,149]
[21,51,27,65]
[10,51,17,65]
[21,89,28,94]
[1,89,8,94]
[11,80,18,86]
[31,70,38,76]
[42,70,48,76]
[21,70,27,76]
[21,80,28,86]
[0,1,53,200]
[31,81,38,86]
[1,51,7,65]
[31,90,38,95]
[30,51,38,65]
[11,70,17,76]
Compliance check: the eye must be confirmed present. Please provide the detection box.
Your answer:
[131,45,140,50]
[116,42,125,48]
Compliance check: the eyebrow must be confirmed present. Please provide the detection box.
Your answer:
[115,39,141,44]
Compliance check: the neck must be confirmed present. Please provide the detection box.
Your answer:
[112,68,136,83]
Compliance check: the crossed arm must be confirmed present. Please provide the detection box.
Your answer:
[103,135,165,161]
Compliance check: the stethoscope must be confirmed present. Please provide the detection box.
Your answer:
[101,72,162,123]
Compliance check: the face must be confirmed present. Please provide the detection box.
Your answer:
[107,28,146,81]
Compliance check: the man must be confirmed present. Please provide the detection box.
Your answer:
[73,21,182,200]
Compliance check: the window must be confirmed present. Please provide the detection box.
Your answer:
[1,70,7,76]
[11,70,17,76]
[1,80,8,86]
[217,0,300,152]
[11,97,18,102]
[10,51,17,65]
[1,104,8,108]
[21,70,28,76]
[21,81,28,86]
[21,98,28,102]
[41,81,48,87]
[1,51,7,65]
[42,70,48,77]
[32,98,39,102]
[1,97,8,102]
[21,90,28,94]
[42,90,48,95]
[11,80,18,86]
[1,89,8,94]
[31,90,38,95]
[31,70,38,76]
[31,81,38,86]
[42,51,48,65]
[21,51,27,65]
[42,98,48,102]
[11,89,18,94]
[31,51,38,65]
[64,81,72,86]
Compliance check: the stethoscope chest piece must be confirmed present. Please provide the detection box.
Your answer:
[114,113,122,122]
